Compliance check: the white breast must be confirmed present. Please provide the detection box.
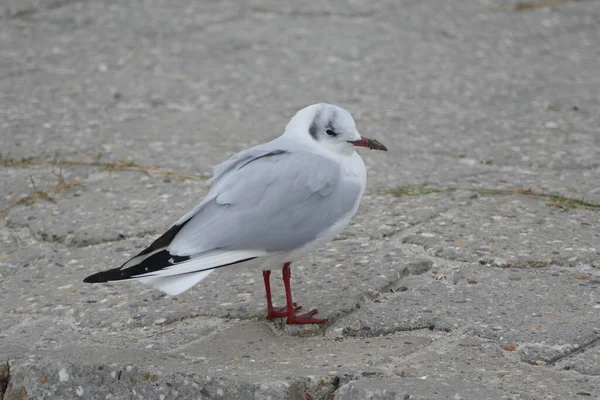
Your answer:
[272,151,367,267]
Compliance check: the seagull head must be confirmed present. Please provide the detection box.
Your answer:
[284,103,388,155]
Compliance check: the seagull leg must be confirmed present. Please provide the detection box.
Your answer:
[282,263,328,325]
[263,269,300,319]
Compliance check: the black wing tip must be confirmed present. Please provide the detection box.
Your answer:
[83,273,104,283]
[83,268,127,283]
[83,249,182,284]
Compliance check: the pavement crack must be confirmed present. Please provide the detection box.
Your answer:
[289,375,341,400]
[5,218,159,248]
[2,0,86,19]
[158,10,247,40]
[494,0,584,13]
[327,376,342,399]
[342,323,444,338]
[250,7,377,19]
[0,172,82,217]
[0,154,205,182]
[63,229,159,248]
[547,334,600,366]
[0,67,43,82]
[385,184,600,211]
[0,360,10,400]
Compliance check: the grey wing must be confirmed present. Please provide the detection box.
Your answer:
[172,144,286,226]
[168,150,362,256]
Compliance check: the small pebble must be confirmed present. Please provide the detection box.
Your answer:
[58,368,69,382]
[574,273,589,281]
[503,344,517,351]
[153,318,167,325]
[492,258,507,267]
[576,263,592,271]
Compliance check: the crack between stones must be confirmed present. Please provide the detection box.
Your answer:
[343,323,450,339]
[157,11,247,40]
[0,67,43,82]
[325,272,426,336]
[0,360,10,400]
[385,183,600,212]
[407,235,569,269]
[329,263,442,338]
[382,200,474,241]
[4,218,159,248]
[327,376,342,399]
[547,334,600,366]
[249,7,377,19]
[2,0,87,19]
[288,375,341,400]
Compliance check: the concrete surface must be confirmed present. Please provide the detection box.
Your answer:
[1,0,599,399]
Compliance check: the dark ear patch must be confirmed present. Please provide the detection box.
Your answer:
[309,109,322,139]
[309,120,318,139]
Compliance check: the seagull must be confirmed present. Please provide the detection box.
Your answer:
[84,103,387,324]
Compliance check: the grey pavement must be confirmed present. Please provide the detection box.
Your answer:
[1,0,600,399]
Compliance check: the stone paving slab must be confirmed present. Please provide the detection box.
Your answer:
[400,194,600,266]
[1,321,431,400]
[332,263,600,365]
[334,336,600,400]
[5,169,208,246]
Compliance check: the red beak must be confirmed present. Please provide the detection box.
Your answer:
[348,136,388,151]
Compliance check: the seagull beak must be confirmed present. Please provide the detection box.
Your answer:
[349,136,388,151]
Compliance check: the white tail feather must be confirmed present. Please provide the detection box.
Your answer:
[126,250,267,295]
[139,270,213,296]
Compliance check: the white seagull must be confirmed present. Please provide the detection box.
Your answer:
[84,103,387,324]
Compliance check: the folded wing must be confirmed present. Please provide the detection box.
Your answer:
[83,147,362,294]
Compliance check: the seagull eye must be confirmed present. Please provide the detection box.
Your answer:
[326,129,337,137]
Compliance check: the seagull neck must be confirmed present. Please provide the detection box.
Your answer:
[318,141,356,158]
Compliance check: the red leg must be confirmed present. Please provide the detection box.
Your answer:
[263,269,301,319]
[282,263,328,325]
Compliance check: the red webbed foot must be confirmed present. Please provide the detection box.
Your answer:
[286,308,328,325]
[266,304,302,320]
